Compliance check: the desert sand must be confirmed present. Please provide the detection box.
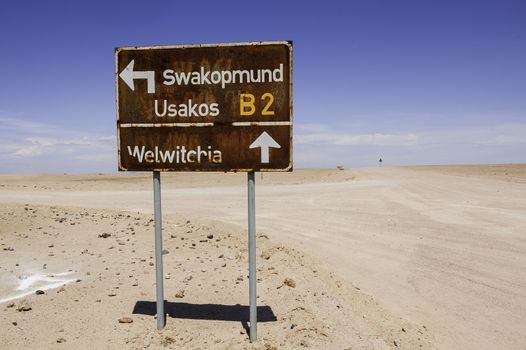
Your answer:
[1,165,525,349]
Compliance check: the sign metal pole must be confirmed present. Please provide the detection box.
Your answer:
[153,171,165,330]
[248,171,257,341]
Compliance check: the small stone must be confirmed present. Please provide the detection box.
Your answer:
[218,254,224,258]
[6,302,15,308]
[394,339,401,347]
[236,275,244,281]
[35,290,45,295]
[261,251,272,260]
[284,277,296,288]
[221,263,227,268]
[174,290,185,298]
[160,336,175,346]
[56,337,66,343]
[12,322,17,326]
[206,234,214,239]
[98,232,111,238]
[183,275,193,283]
[162,249,169,255]
[118,317,133,323]
[17,300,32,312]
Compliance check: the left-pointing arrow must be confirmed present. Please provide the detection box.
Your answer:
[119,60,155,94]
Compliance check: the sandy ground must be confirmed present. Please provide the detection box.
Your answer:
[1,164,525,349]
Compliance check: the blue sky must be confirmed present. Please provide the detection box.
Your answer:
[0,0,524,173]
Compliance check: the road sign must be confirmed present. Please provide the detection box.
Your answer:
[115,41,293,172]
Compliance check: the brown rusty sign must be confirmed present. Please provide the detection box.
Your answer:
[115,41,292,172]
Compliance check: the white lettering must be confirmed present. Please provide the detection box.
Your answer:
[188,99,198,116]
[159,148,176,163]
[209,103,219,117]
[187,150,196,163]
[153,99,220,118]
[144,150,154,163]
[127,146,146,162]
[154,99,167,117]
[162,64,285,88]
[200,67,211,84]
[273,64,283,82]
[127,145,222,164]
[210,71,221,84]
[173,71,191,85]
[163,70,175,85]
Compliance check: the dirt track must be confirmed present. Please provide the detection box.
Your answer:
[1,165,525,349]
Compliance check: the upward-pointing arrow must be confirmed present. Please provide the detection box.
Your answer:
[249,131,281,163]
[119,60,155,94]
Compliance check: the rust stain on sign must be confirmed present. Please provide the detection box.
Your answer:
[115,41,293,172]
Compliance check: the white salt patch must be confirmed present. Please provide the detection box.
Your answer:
[0,271,77,304]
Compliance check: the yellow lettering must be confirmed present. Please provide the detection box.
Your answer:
[261,92,274,115]
[240,93,255,116]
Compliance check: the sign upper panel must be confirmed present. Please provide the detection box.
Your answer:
[116,41,292,172]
